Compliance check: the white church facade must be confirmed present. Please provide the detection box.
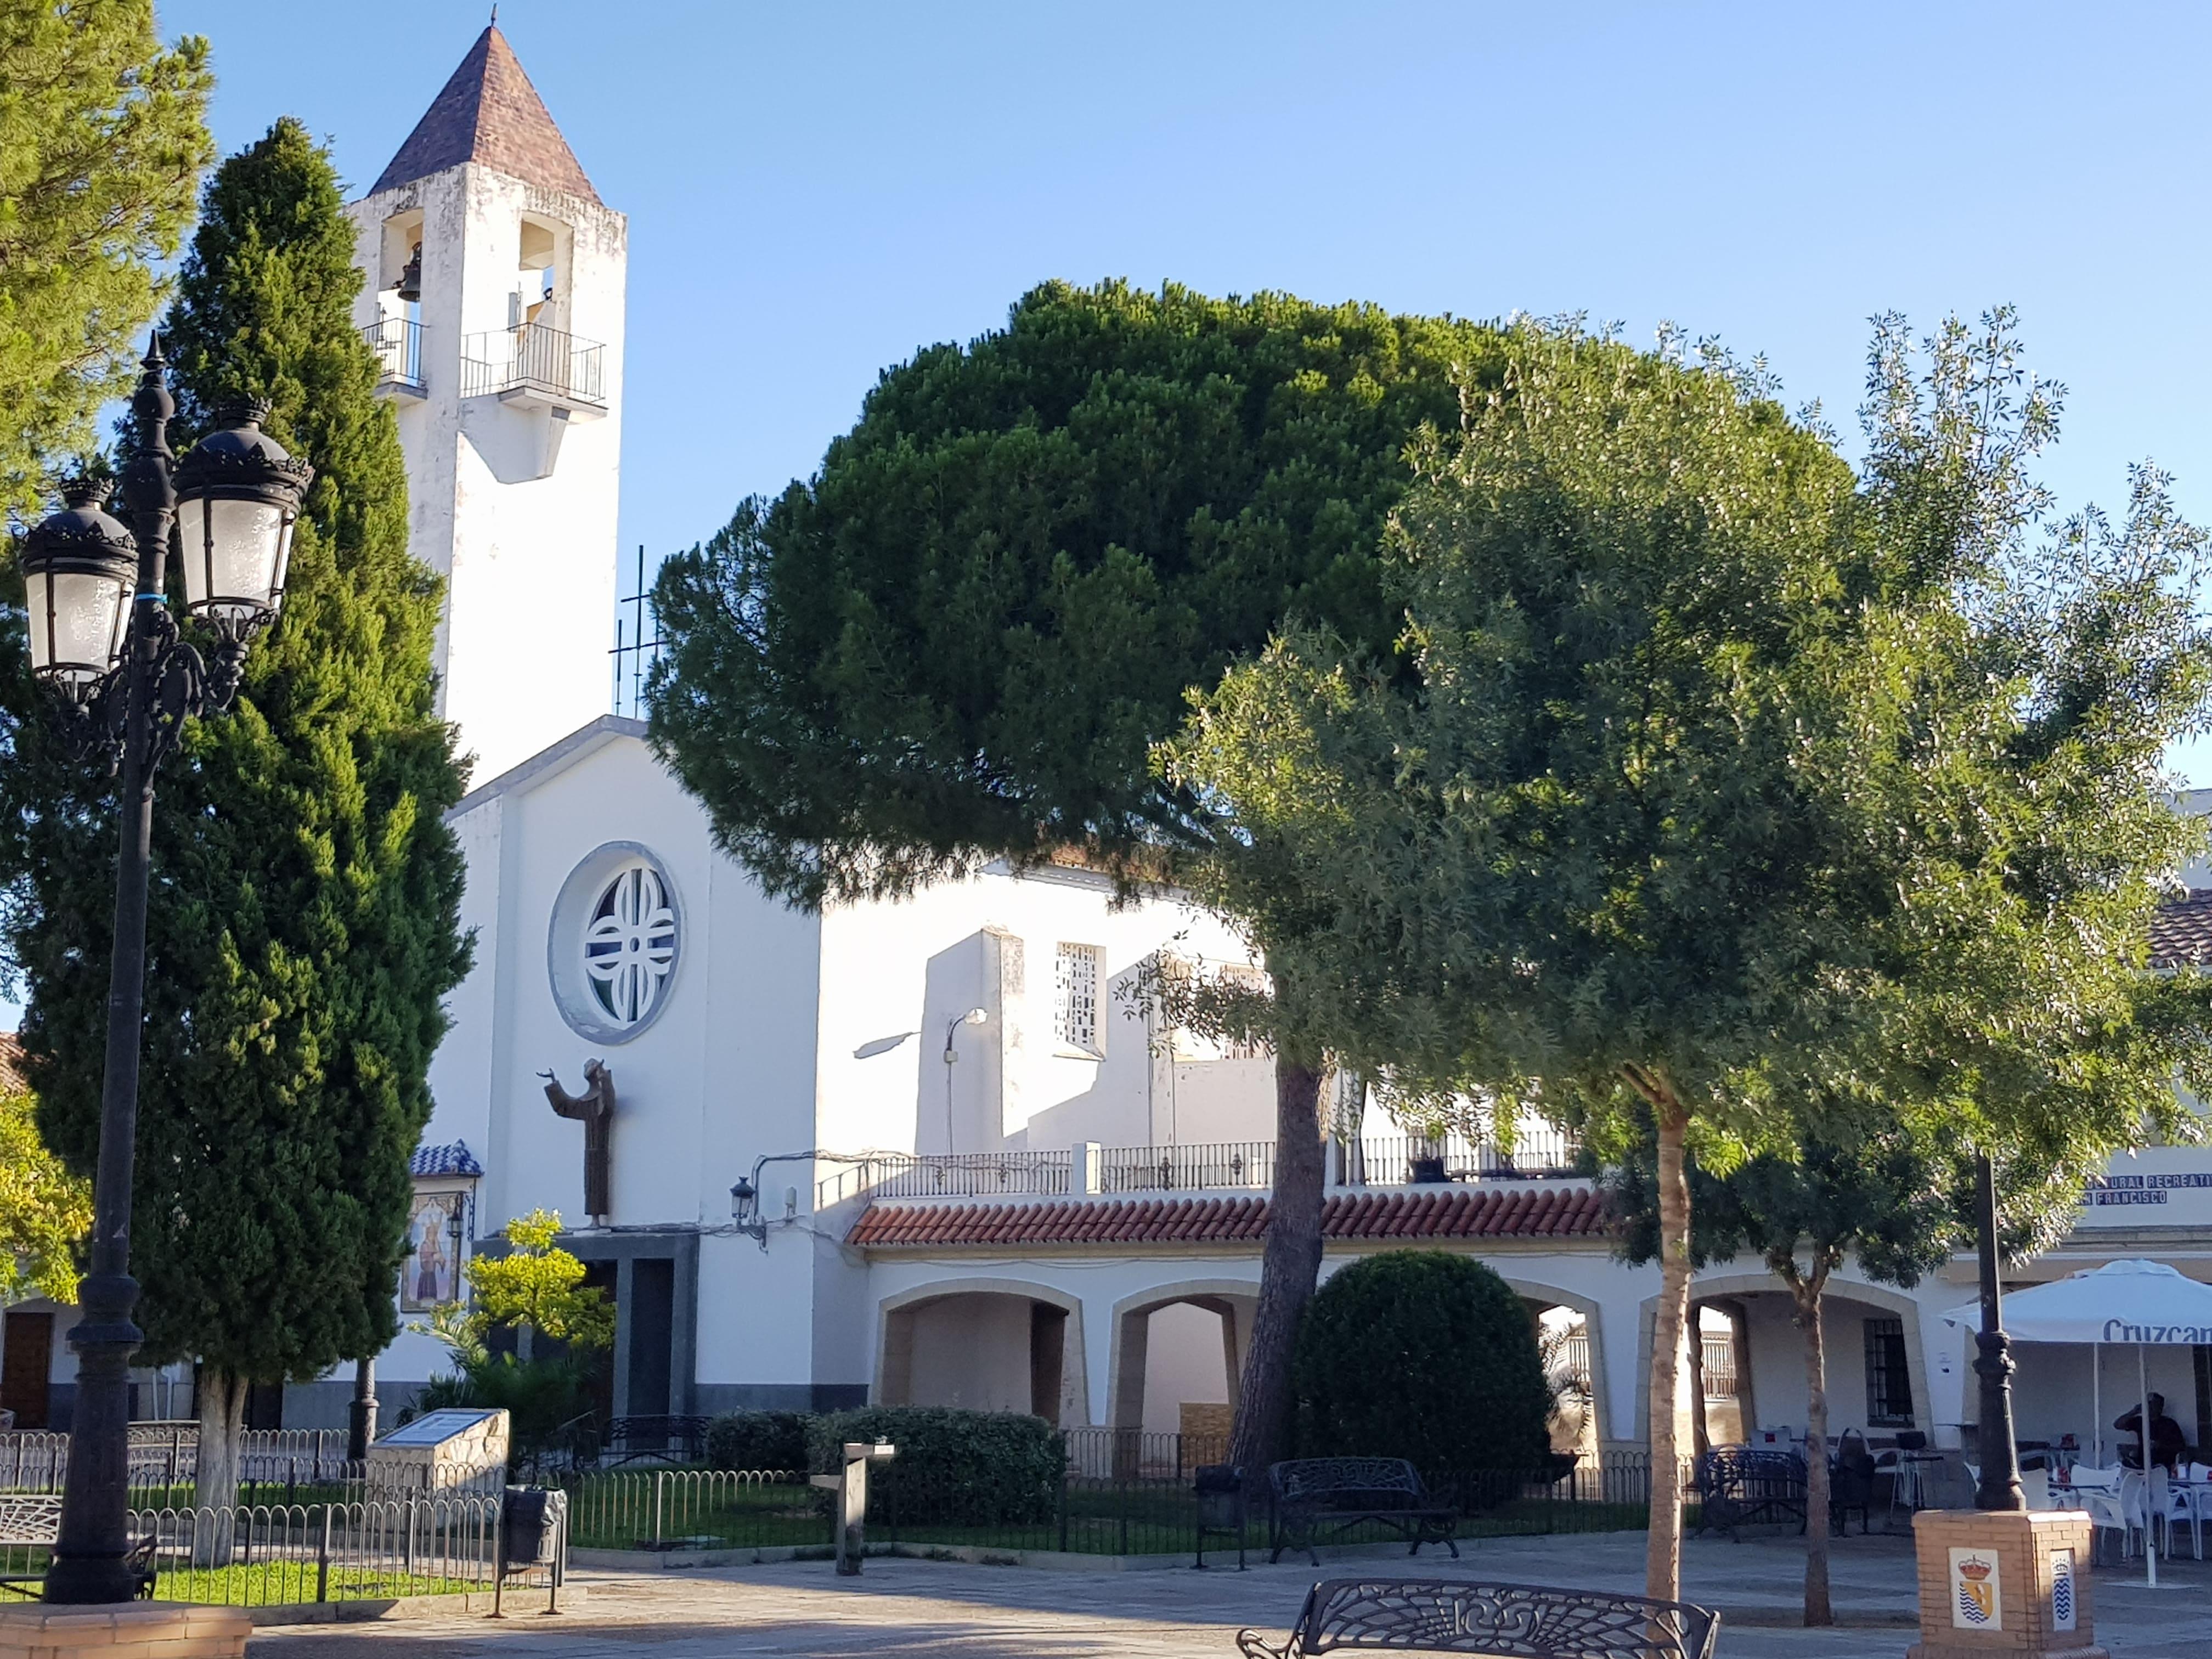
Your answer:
[11,24,2212,1471]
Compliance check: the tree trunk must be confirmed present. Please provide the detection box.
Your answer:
[1686,1300,1711,1462]
[193,1368,249,1565]
[1226,1053,1329,1477]
[1645,1090,1692,1604]
[1793,1268,1833,1626]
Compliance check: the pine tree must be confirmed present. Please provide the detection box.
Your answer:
[0,0,211,523]
[0,119,470,1506]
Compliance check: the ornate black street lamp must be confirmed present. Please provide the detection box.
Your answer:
[1971,1150,2025,1511]
[18,338,308,1603]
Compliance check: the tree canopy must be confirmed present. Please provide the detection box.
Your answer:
[649,279,1510,904]
[650,279,1520,1470]
[1161,315,2212,1596]
[0,0,211,523]
[0,1077,90,1304]
[0,119,469,1498]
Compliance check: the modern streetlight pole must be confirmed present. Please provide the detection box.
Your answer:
[1971,1151,2025,1511]
[19,339,308,1603]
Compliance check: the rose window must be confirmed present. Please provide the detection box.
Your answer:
[583,864,677,1026]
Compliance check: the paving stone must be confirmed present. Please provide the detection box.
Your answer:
[241,1532,2212,1657]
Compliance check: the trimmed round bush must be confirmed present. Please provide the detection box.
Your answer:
[705,1410,811,1472]
[1293,1250,1553,1475]
[810,1406,1064,1525]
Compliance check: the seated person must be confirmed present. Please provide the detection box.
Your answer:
[2115,1393,2188,1471]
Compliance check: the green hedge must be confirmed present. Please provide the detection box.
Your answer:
[810,1406,1064,1525]
[703,1410,811,1472]
[1293,1250,1553,1475]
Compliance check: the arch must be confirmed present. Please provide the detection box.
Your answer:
[1632,1270,1933,1447]
[874,1278,1088,1425]
[1106,1278,1262,1439]
[1480,1275,1614,1450]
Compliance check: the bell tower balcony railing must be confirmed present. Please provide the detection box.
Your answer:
[460,323,606,416]
[362,317,425,396]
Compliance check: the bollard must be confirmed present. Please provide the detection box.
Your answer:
[809,1441,895,1576]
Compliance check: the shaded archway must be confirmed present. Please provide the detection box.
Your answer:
[876,1279,1088,1426]
[1103,1279,1261,1476]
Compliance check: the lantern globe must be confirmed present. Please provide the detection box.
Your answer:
[173,399,313,635]
[20,478,136,694]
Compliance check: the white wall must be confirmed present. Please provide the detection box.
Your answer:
[814,862,1271,1161]
[346,164,625,786]
[905,1294,1034,1413]
[1139,1302,1231,1435]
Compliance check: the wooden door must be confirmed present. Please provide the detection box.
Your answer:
[2,1311,54,1429]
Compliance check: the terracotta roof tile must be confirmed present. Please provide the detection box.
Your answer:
[848,1183,1609,1251]
[2151,890,2212,970]
[0,1032,24,1093]
[371,26,599,202]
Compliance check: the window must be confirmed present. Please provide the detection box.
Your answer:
[1864,1317,1915,1426]
[1053,943,1102,1056]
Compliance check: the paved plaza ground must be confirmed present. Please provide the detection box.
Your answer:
[244,1531,2212,1658]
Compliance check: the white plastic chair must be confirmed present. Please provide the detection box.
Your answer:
[2067,1467,2129,1561]
[2020,1467,2051,1510]
[2168,1466,2210,1560]
[2118,1468,2169,1558]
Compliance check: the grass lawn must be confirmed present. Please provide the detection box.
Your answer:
[150,1562,478,1605]
[562,1473,1660,1557]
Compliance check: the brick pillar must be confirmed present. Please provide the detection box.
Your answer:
[1908,1509,2107,1659]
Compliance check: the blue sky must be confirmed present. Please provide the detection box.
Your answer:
[162,1,2211,760]
[5,3,2204,1028]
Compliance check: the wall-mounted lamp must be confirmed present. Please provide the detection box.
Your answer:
[730,1175,762,1243]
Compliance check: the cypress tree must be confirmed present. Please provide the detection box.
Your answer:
[1,118,469,1505]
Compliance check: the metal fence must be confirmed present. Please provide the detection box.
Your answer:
[1097,1140,1273,1194]
[0,1493,546,1610]
[554,1449,1682,1561]
[815,1125,1585,1207]
[1346,1127,1581,1184]
[460,324,605,407]
[361,316,424,390]
[815,1149,1072,1205]
[1,1427,362,1501]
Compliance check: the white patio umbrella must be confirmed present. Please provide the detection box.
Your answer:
[1942,1257,2212,1587]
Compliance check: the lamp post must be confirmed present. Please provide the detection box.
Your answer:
[1971,1150,2025,1511]
[18,339,308,1603]
[941,1007,986,1156]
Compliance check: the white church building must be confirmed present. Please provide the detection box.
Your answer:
[10,24,2212,1471]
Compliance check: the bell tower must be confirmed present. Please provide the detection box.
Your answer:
[347,24,624,783]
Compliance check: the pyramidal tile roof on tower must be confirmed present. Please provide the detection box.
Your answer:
[370,25,598,203]
[848,1183,1611,1251]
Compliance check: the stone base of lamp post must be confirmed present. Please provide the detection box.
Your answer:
[1909,1509,2107,1659]
[0,1601,251,1659]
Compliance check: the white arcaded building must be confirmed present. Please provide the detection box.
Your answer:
[9,25,2212,1469]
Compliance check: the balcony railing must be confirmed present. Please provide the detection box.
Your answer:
[816,1125,1583,1208]
[813,1149,1071,1205]
[1098,1138,1273,1193]
[460,323,604,408]
[362,316,424,392]
[1347,1126,1580,1184]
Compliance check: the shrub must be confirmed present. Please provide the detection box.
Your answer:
[1292,1250,1553,1475]
[810,1406,1063,1525]
[705,1410,811,1472]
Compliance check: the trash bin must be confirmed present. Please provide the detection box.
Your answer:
[1194,1463,1246,1570]
[500,1486,565,1571]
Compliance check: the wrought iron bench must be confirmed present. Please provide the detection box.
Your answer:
[1266,1458,1458,1565]
[0,1495,157,1600]
[1238,1576,1720,1659]
[1694,1446,1807,1539]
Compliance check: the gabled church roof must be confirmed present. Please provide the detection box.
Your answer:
[370,24,599,204]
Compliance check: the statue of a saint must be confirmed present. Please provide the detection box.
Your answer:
[540,1058,616,1224]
